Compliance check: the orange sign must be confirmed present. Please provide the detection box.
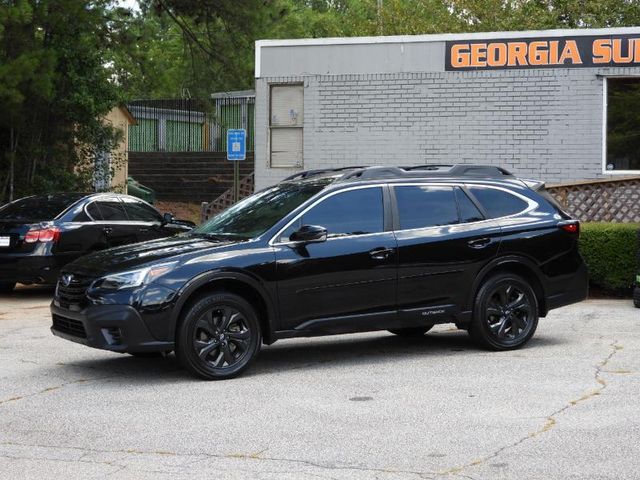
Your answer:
[446,35,640,70]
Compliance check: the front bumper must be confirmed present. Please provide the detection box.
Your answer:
[50,302,174,353]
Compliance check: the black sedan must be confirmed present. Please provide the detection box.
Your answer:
[0,193,194,292]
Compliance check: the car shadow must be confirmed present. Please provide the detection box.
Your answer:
[53,330,565,383]
[4,284,56,300]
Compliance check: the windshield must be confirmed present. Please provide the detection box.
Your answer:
[0,194,85,222]
[193,181,330,239]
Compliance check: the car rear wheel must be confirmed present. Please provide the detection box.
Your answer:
[388,326,433,337]
[0,282,15,293]
[633,287,640,308]
[176,292,261,380]
[469,273,539,350]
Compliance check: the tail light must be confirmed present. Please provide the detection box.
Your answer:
[24,227,61,243]
[558,221,580,235]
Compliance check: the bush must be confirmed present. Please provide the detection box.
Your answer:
[579,223,640,292]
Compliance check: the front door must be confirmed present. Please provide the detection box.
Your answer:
[273,186,397,333]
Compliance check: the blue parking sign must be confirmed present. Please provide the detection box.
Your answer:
[227,129,246,161]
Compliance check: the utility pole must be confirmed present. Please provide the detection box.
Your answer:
[377,0,383,35]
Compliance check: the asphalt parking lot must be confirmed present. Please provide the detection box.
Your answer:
[0,286,638,480]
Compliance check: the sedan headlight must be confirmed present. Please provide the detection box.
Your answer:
[92,263,177,291]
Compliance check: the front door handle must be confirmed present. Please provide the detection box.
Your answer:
[369,247,394,260]
[102,227,113,235]
[139,228,149,233]
[467,237,491,249]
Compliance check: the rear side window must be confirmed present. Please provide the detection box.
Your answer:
[394,186,458,229]
[455,187,484,223]
[86,202,103,220]
[282,187,384,240]
[95,200,128,221]
[467,186,528,218]
[122,198,161,222]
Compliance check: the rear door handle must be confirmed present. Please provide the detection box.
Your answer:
[467,237,491,249]
[102,227,113,235]
[369,247,394,260]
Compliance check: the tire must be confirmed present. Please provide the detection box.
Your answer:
[176,292,261,380]
[469,273,539,351]
[633,287,640,308]
[388,325,433,337]
[0,282,15,293]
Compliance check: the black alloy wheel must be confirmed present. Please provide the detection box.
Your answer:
[177,292,261,380]
[469,274,538,350]
[388,326,433,337]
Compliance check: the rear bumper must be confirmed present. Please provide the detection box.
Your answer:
[0,254,66,285]
[545,262,589,312]
[50,302,174,353]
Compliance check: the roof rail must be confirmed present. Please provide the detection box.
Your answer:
[282,166,368,182]
[338,164,514,181]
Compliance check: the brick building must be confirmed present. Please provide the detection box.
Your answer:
[253,27,640,190]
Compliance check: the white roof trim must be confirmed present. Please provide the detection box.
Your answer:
[257,26,640,48]
[255,26,640,78]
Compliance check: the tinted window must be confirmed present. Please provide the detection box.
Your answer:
[0,194,84,221]
[122,198,161,222]
[395,186,458,229]
[195,180,329,239]
[86,202,103,220]
[283,187,384,239]
[455,187,484,223]
[468,186,528,218]
[96,200,128,221]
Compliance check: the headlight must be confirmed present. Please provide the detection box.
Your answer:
[92,262,177,291]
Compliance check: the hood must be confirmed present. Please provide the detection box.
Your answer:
[65,235,238,276]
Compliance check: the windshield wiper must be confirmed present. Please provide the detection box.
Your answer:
[190,232,251,241]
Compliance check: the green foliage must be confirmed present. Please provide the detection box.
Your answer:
[579,223,640,292]
[0,0,127,202]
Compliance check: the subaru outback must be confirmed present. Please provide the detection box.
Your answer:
[50,165,588,379]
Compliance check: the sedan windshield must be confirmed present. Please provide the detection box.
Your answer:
[0,194,85,222]
[193,181,329,239]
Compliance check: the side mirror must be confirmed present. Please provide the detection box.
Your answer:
[289,225,328,243]
[162,212,174,225]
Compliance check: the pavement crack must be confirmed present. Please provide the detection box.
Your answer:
[0,441,436,479]
[0,375,115,407]
[437,339,622,476]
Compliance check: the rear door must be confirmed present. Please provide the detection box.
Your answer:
[393,184,501,325]
[273,186,398,333]
[93,197,139,248]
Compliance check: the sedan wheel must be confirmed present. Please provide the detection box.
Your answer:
[470,274,538,350]
[177,292,261,380]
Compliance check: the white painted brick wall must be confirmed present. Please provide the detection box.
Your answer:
[255,67,639,190]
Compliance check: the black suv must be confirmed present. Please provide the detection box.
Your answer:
[51,165,588,379]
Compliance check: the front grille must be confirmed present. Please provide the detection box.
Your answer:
[56,272,95,307]
[52,314,87,338]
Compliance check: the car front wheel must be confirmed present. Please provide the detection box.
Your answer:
[469,273,539,350]
[176,292,261,380]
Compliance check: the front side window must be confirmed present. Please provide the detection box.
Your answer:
[281,187,384,241]
[122,198,162,223]
[606,77,640,172]
[467,186,528,218]
[394,186,458,229]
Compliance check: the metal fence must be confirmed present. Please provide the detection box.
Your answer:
[127,92,255,153]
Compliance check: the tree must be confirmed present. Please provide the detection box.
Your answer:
[0,0,125,202]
